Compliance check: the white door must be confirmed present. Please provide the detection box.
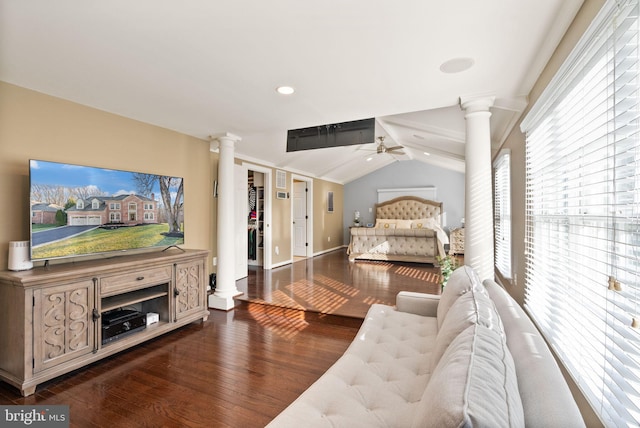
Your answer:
[293,181,307,257]
[234,165,248,280]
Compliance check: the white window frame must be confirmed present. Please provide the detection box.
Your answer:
[493,149,511,279]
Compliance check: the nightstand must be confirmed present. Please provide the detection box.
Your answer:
[449,227,465,255]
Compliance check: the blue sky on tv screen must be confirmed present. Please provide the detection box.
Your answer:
[30,160,165,197]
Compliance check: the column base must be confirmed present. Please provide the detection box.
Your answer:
[208,292,242,311]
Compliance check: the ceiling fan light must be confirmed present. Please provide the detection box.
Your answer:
[276,86,295,95]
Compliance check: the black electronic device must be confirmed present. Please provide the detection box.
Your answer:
[101,309,147,345]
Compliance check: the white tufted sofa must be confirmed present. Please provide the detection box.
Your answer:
[348,197,446,264]
[267,266,585,428]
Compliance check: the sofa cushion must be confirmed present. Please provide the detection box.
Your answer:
[431,285,503,370]
[436,265,484,329]
[431,289,504,370]
[412,324,525,428]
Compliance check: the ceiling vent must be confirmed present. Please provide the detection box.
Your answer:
[286,118,374,152]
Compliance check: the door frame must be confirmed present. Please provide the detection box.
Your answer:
[291,174,313,258]
[242,162,273,269]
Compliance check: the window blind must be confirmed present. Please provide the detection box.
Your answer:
[494,149,511,279]
[520,1,640,426]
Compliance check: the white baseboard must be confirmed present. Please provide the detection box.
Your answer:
[313,245,347,257]
[267,246,348,269]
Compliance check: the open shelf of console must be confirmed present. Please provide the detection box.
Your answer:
[0,248,209,396]
[101,285,169,313]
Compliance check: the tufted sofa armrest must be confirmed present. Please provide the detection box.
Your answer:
[396,291,440,317]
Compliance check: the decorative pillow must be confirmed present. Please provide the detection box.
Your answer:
[436,265,484,329]
[411,324,524,428]
[411,218,433,229]
[375,219,397,229]
[395,219,412,229]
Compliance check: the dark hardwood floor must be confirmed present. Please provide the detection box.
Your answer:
[236,248,443,318]
[0,249,445,427]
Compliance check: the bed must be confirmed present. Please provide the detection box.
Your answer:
[347,196,448,264]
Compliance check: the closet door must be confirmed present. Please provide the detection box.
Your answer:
[234,165,248,280]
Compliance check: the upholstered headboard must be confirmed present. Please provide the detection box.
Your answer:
[375,196,442,222]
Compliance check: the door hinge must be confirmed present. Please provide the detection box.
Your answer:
[305,215,308,219]
[33,296,35,307]
[305,187,308,192]
[305,243,308,247]
[32,359,35,369]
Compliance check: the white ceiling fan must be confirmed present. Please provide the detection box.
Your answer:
[363,136,405,156]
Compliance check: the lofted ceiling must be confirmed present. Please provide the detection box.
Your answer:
[0,0,584,183]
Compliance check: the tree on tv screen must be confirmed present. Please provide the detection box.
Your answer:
[133,173,183,235]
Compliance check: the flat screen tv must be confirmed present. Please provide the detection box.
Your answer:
[29,159,184,262]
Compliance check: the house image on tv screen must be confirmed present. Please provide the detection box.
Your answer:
[65,194,159,226]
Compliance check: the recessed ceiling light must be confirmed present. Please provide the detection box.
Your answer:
[440,57,475,74]
[424,152,431,156]
[276,86,295,95]
[366,157,373,162]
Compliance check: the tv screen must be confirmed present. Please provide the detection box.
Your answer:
[29,159,184,262]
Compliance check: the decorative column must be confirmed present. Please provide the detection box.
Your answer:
[459,96,495,281]
[209,132,242,310]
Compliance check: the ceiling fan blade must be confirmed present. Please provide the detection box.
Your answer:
[386,145,404,151]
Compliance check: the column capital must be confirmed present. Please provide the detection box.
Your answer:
[459,94,495,115]
[209,132,242,151]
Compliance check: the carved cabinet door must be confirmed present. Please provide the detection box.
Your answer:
[33,279,96,373]
[174,260,205,321]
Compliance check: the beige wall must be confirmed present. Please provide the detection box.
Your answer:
[0,82,344,274]
[312,180,344,254]
[497,1,605,426]
[0,82,214,270]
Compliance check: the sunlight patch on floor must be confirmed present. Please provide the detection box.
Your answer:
[363,296,392,306]
[247,289,306,311]
[246,302,309,339]
[314,274,360,297]
[286,279,348,314]
[394,265,441,284]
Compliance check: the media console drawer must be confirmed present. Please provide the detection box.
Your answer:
[100,265,173,296]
